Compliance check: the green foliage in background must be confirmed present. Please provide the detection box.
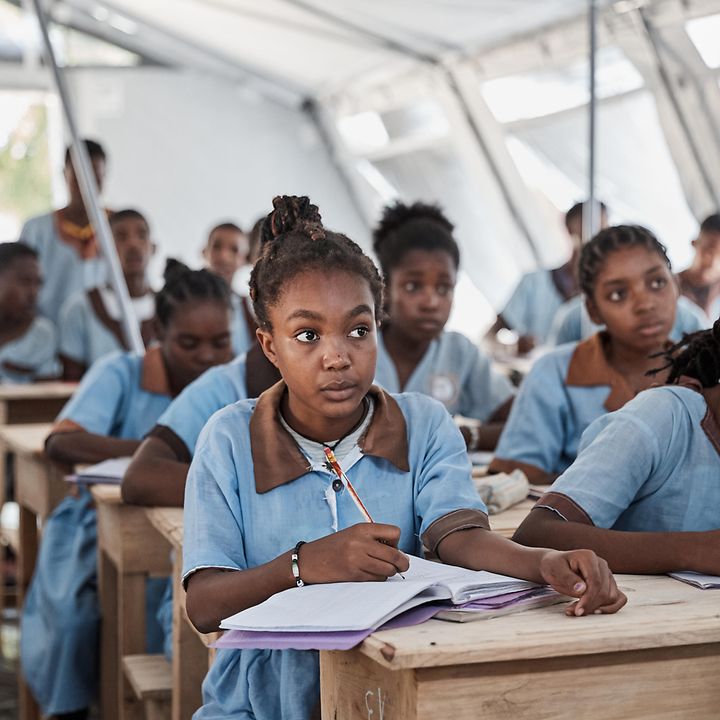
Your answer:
[0,104,52,225]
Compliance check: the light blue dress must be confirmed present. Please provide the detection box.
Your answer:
[20,212,106,325]
[20,348,172,715]
[501,269,567,344]
[0,317,59,383]
[374,330,514,422]
[150,355,248,660]
[492,333,635,482]
[182,385,489,720]
[230,294,254,356]
[537,384,720,531]
[548,295,708,346]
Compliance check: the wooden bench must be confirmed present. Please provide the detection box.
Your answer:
[320,574,720,719]
[92,485,173,720]
[146,507,218,720]
[123,654,172,720]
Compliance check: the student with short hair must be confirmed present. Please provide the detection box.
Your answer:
[0,242,58,383]
[203,221,256,355]
[58,208,157,380]
[490,225,679,484]
[677,212,720,320]
[182,195,625,720]
[20,140,110,324]
[20,262,234,720]
[493,201,608,353]
[513,320,720,575]
[372,201,514,450]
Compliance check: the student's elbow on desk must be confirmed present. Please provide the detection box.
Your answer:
[45,432,78,464]
[185,572,224,634]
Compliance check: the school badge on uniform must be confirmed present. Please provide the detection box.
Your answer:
[428,373,459,407]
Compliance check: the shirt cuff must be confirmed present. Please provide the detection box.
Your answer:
[534,491,594,525]
[182,564,240,590]
[421,508,490,555]
[148,424,192,464]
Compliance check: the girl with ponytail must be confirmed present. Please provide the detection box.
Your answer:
[182,195,625,720]
[515,318,720,575]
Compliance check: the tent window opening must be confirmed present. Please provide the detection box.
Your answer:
[686,13,720,69]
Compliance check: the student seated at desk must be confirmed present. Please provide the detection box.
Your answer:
[58,209,157,380]
[203,221,257,355]
[182,195,625,720]
[490,225,678,484]
[677,212,720,321]
[0,242,59,383]
[372,201,514,450]
[514,321,720,575]
[20,262,234,720]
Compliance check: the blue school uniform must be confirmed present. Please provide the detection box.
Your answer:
[536,382,720,532]
[374,330,514,422]
[20,346,173,715]
[548,295,708,346]
[0,317,59,383]
[501,269,568,344]
[182,383,489,720]
[58,287,157,370]
[230,293,255,356]
[491,332,635,483]
[20,212,106,325]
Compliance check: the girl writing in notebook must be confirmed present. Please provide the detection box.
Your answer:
[514,320,720,574]
[490,225,678,484]
[21,262,234,720]
[182,196,626,720]
[372,201,514,450]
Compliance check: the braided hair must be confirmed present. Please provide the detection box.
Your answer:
[579,225,671,298]
[250,195,383,329]
[156,259,231,328]
[0,242,38,274]
[649,319,720,387]
[372,201,459,281]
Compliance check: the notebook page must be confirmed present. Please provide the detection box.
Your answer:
[76,456,132,480]
[220,579,448,632]
[669,571,720,589]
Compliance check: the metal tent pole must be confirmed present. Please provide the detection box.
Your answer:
[584,0,601,244]
[30,0,144,354]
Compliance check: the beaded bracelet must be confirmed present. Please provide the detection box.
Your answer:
[291,540,306,587]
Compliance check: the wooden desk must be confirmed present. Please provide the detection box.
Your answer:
[92,485,172,720]
[0,382,75,426]
[146,507,217,720]
[0,423,71,720]
[321,575,720,719]
[489,498,534,538]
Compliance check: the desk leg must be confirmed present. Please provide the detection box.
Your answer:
[172,561,205,720]
[99,550,119,720]
[119,573,146,720]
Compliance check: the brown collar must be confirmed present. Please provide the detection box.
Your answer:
[250,381,410,494]
[141,346,171,396]
[565,332,636,412]
[88,288,157,351]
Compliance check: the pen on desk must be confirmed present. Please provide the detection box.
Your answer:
[322,446,406,579]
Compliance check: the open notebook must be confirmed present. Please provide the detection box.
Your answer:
[221,555,540,633]
[669,571,720,589]
[66,457,132,485]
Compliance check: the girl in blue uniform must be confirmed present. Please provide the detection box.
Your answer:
[20,261,234,719]
[372,201,514,450]
[490,225,679,484]
[0,242,58,383]
[182,195,626,720]
[514,319,720,574]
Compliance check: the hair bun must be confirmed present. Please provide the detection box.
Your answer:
[163,258,191,284]
[264,195,325,244]
[373,200,453,254]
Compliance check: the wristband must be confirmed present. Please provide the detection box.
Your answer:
[467,424,481,450]
[291,540,306,587]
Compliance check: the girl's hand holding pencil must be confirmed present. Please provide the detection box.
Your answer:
[296,524,410,584]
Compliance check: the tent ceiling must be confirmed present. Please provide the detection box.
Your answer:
[56,0,617,99]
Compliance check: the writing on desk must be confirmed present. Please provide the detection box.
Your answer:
[365,687,386,720]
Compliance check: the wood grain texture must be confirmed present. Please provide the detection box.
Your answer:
[123,655,172,700]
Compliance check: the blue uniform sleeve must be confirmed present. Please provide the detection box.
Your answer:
[182,411,249,583]
[500,274,530,334]
[539,393,672,528]
[33,319,60,378]
[492,352,570,479]
[55,351,130,435]
[409,398,489,553]
[548,301,581,346]
[58,294,88,364]
[458,344,514,422]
